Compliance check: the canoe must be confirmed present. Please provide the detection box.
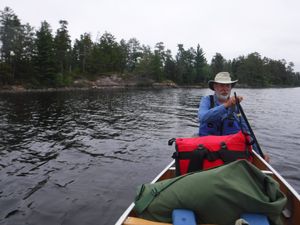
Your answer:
[115,151,300,225]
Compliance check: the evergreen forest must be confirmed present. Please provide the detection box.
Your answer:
[1,7,300,88]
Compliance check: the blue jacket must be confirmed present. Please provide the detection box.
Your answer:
[198,95,248,136]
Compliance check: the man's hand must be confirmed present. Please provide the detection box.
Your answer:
[224,96,243,108]
[264,153,271,163]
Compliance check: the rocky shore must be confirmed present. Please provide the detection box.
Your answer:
[0,74,179,93]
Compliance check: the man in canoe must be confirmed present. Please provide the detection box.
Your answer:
[198,71,246,136]
[198,72,270,161]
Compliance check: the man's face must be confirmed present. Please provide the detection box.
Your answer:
[214,83,231,101]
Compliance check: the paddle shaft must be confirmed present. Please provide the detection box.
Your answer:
[234,92,265,158]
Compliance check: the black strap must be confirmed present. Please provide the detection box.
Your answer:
[168,138,176,146]
[172,143,252,174]
[172,145,206,174]
[187,145,206,172]
[209,95,214,109]
[217,142,250,164]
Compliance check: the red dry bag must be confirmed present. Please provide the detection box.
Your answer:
[169,131,253,176]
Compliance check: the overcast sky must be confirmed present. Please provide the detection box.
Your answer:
[1,0,300,72]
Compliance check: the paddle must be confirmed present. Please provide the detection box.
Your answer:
[234,92,265,159]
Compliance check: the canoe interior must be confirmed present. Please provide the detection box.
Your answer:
[116,152,300,225]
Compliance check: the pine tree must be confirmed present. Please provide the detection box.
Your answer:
[72,33,93,74]
[0,7,22,82]
[34,21,56,86]
[54,20,71,74]
[194,44,207,83]
[210,53,225,76]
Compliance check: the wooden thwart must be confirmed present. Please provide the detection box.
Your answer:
[123,217,171,225]
[124,217,217,225]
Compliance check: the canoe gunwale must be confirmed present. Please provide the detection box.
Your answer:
[252,151,300,201]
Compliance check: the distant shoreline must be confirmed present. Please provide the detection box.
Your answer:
[0,74,298,94]
[0,75,177,93]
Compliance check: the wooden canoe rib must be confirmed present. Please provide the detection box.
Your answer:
[115,151,300,225]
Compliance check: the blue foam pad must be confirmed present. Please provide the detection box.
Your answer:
[172,209,197,225]
[241,213,270,225]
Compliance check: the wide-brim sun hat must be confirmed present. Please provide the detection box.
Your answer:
[208,72,238,91]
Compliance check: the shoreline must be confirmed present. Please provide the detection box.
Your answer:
[0,75,298,94]
[0,74,180,93]
[1,84,298,94]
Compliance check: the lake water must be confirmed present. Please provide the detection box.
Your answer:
[0,88,299,225]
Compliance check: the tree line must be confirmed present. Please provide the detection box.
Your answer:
[1,7,300,88]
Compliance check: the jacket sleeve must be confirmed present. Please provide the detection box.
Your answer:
[198,95,227,123]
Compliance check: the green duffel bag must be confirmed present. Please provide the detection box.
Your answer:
[134,160,287,225]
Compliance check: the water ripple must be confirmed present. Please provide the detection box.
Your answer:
[0,88,300,225]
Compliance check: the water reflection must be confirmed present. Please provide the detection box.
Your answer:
[0,88,299,225]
